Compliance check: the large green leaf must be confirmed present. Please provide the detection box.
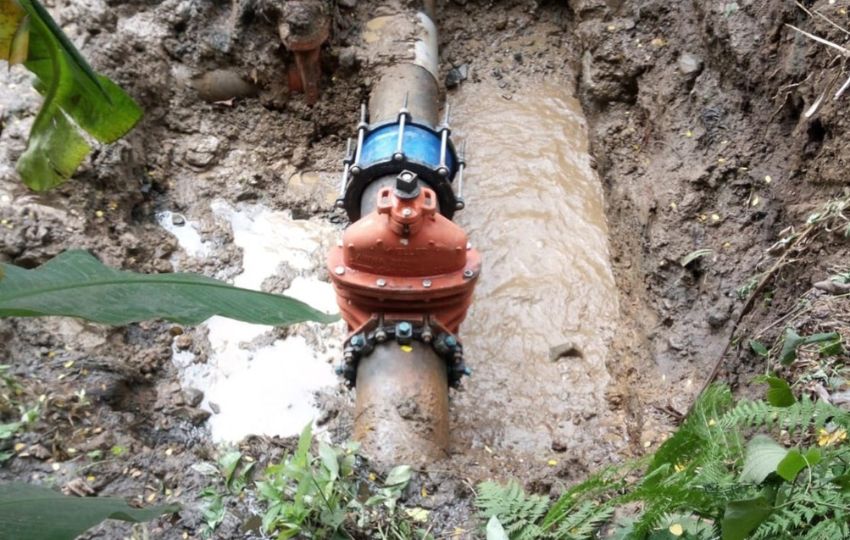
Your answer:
[0,482,178,540]
[1,0,143,190]
[740,435,787,484]
[754,375,795,407]
[721,496,773,540]
[0,250,338,326]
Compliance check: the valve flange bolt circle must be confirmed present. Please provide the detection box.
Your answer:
[377,278,387,287]
[334,266,345,275]
[422,279,432,288]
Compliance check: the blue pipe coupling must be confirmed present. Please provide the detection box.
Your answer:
[336,105,466,221]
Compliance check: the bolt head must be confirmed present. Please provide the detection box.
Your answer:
[334,266,345,275]
[422,279,432,288]
[402,208,413,217]
[466,242,472,250]
[463,269,475,278]
[376,278,387,287]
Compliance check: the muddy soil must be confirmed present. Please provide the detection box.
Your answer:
[2,0,850,538]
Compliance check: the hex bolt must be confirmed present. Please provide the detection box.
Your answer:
[375,329,387,342]
[402,208,413,217]
[444,335,458,348]
[401,172,414,181]
[376,278,387,287]
[422,279,432,288]
[463,269,475,278]
[334,266,345,275]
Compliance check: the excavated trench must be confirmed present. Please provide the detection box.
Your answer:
[154,11,634,479]
[3,0,772,535]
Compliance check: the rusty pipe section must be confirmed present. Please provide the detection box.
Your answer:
[354,342,449,464]
[328,4,480,466]
[280,0,329,105]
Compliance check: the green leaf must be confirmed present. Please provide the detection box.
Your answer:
[4,0,143,190]
[485,515,509,540]
[721,496,772,540]
[749,339,769,357]
[819,337,843,357]
[318,443,339,481]
[775,450,806,482]
[779,329,840,365]
[384,465,412,487]
[0,482,178,540]
[0,250,338,326]
[754,375,795,407]
[779,329,805,365]
[740,435,787,484]
[219,451,242,489]
[775,448,819,483]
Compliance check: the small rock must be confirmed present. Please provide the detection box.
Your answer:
[678,53,703,76]
[189,70,258,103]
[551,440,567,453]
[171,214,186,226]
[494,16,508,30]
[175,406,211,425]
[445,64,469,89]
[175,334,193,350]
[183,387,204,407]
[338,47,358,71]
[209,401,221,414]
[185,136,221,169]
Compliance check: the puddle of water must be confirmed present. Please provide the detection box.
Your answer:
[156,211,211,259]
[450,82,621,460]
[162,200,343,442]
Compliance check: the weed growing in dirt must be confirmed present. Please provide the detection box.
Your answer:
[477,380,850,540]
[200,424,433,540]
[0,366,39,463]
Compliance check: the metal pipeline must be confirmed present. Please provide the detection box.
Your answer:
[328,4,479,466]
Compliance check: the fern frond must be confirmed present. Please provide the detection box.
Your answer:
[476,481,548,539]
[551,501,614,540]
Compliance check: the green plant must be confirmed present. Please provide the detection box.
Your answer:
[252,424,428,539]
[0,0,142,190]
[0,250,336,326]
[0,482,177,540]
[477,381,850,540]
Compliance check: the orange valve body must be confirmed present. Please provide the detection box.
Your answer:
[328,186,480,334]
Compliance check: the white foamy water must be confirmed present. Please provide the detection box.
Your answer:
[161,200,343,442]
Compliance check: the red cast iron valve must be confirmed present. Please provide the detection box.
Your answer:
[328,174,480,335]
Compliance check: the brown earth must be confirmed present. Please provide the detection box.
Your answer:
[1,0,849,538]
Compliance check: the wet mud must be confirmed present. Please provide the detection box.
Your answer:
[449,82,625,477]
[1,0,849,537]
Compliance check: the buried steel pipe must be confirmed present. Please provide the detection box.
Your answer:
[354,342,450,464]
[328,5,478,466]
